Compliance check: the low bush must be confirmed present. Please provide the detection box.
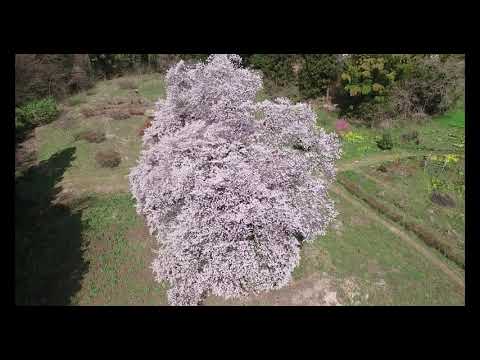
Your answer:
[95,149,121,168]
[401,130,419,143]
[343,131,365,143]
[74,130,106,143]
[335,118,350,133]
[16,97,59,131]
[376,133,393,150]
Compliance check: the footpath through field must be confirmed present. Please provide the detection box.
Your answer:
[337,151,426,172]
[333,153,465,293]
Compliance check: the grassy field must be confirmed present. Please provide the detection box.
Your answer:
[15,74,465,306]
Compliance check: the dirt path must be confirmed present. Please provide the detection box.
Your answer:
[337,151,423,172]
[330,183,465,292]
[357,168,398,192]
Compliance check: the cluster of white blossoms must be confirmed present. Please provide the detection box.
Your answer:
[129,54,342,305]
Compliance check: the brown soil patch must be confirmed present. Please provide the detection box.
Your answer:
[95,149,121,168]
[126,223,155,247]
[206,273,345,306]
[430,191,456,208]
[80,106,96,118]
[74,130,106,143]
[109,110,130,121]
[129,108,145,116]
[367,260,382,274]
[379,158,418,177]
[205,273,370,306]
[338,277,363,305]
[79,97,149,120]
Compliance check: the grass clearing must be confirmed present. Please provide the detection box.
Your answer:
[138,77,166,101]
[16,73,465,305]
[73,193,167,305]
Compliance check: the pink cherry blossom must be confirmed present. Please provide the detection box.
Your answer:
[129,54,342,305]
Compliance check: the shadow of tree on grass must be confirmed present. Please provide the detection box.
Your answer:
[15,147,90,305]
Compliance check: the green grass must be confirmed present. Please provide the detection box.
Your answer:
[16,73,169,305]
[73,193,167,305]
[359,157,465,250]
[316,109,466,163]
[292,191,464,305]
[138,77,166,101]
[436,109,465,128]
[316,109,337,132]
[16,73,465,305]
[36,113,143,195]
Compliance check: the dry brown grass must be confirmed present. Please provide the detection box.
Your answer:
[129,108,145,116]
[118,79,138,90]
[95,150,121,168]
[109,111,130,121]
[74,130,106,143]
[80,106,96,118]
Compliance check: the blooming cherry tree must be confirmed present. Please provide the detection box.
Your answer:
[129,54,341,305]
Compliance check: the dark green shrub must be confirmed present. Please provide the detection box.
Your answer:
[298,54,340,99]
[16,97,59,130]
[376,133,393,150]
[400,130,420,143]
[247,54,295,87]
